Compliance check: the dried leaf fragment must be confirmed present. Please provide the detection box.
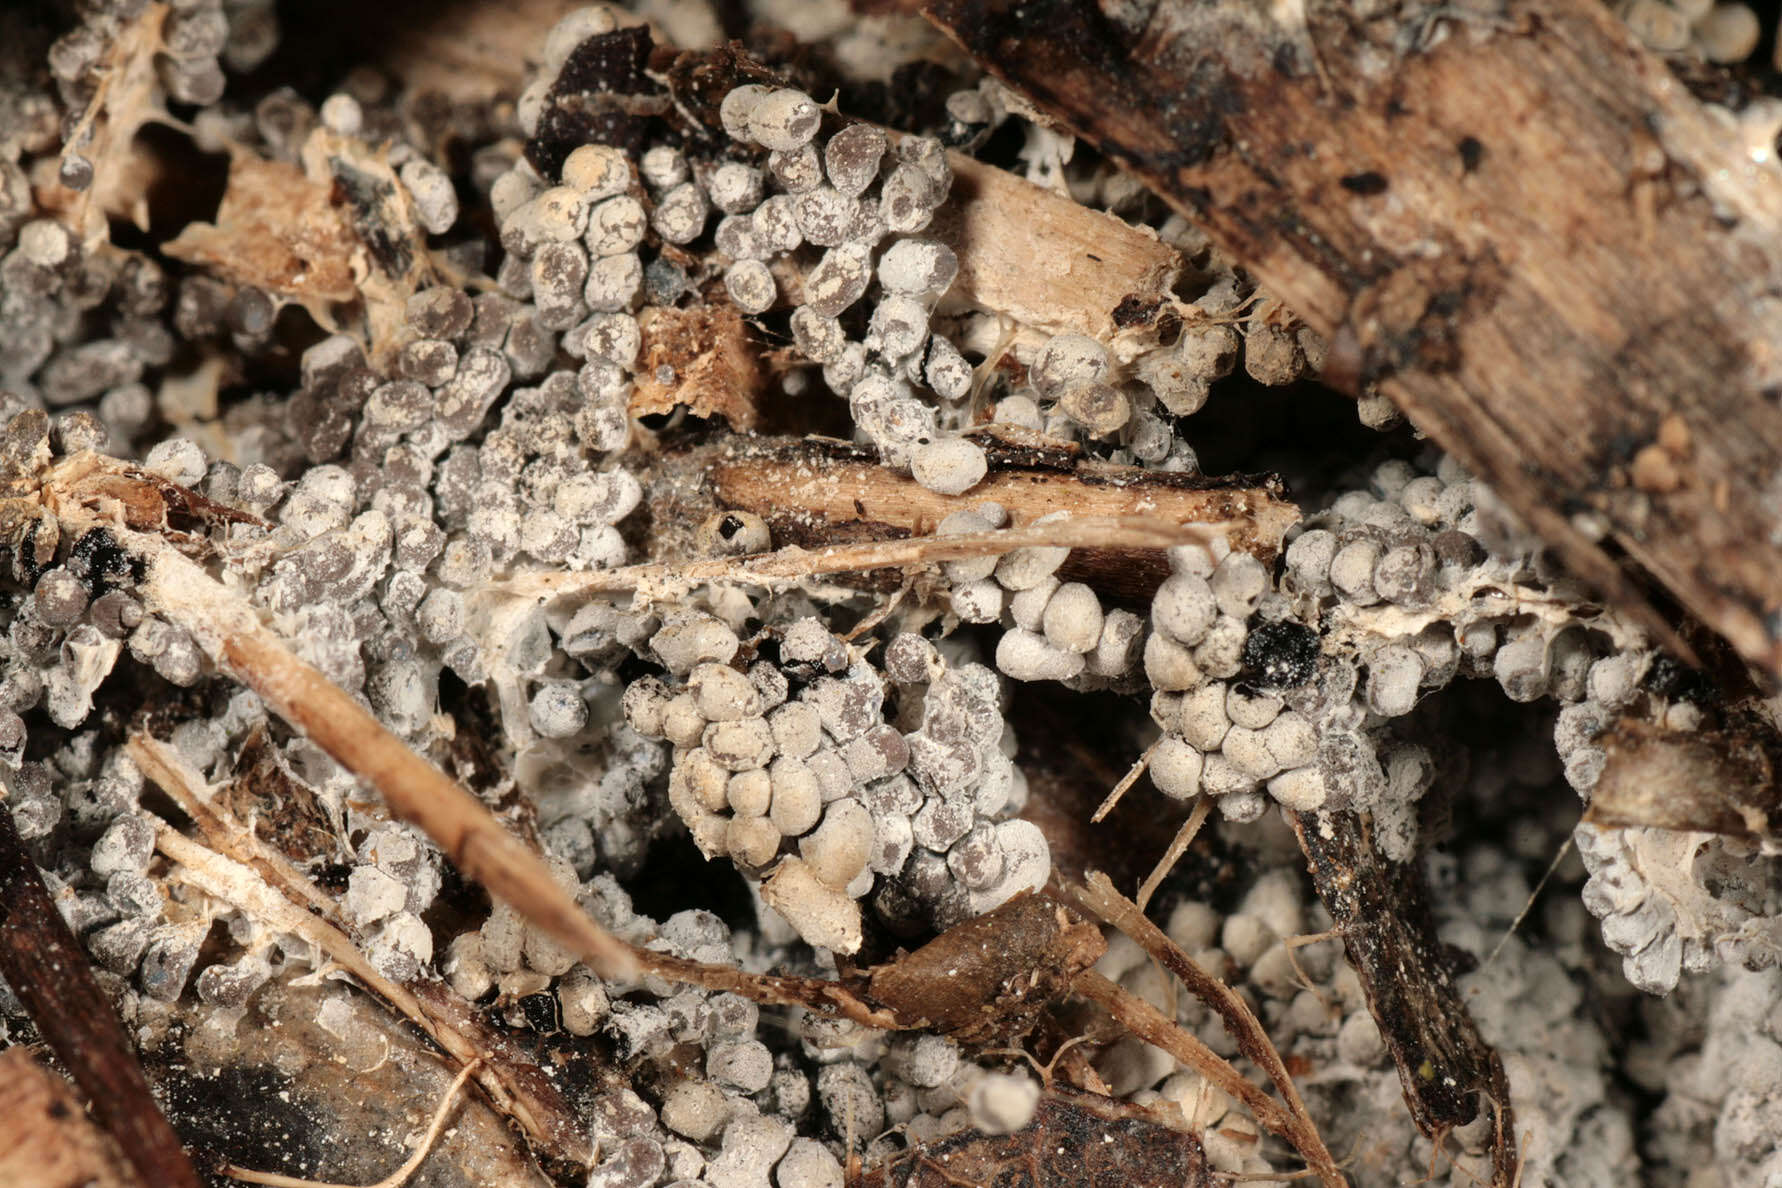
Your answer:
[865,891,1105,1043]
[1588,716,1782,840]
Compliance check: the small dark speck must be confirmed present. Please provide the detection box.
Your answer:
[1339,171,1389,196]
[1085,253,1103,263]
[1458,136,1484,173]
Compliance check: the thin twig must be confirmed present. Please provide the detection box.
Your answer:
[222,1058,480,1188]
[134,734,900,1039]
[1073,970,1339,1187]
[1091,740,1157,824]
[1070,873,1345,1188]
[498,515,1212,604]
[129,734,343,925]
[49,471,638,983]
[1483,836,1573,970]
[148,818,587,1161]
[1135,796,1211,910]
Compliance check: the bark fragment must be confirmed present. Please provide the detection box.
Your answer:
[0,801,202,1188]
[0,1049,143,1188]
[1288,809,1518,1185]
[920,0,1782,681]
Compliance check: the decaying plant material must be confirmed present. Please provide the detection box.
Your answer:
[918,0,1782,682]
[853,1088,1214,1188]
[0,1048,145,1188]
[3,0,1782,1185]
[0,794,202,1188]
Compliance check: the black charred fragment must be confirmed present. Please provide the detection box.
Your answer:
[1458,135,1485,172]
[328,160,411,278]
[68,526,142,596]
[1339,170,1389,195]
[528,26,667,181]
[1112,294,1161,328]
[1645,652,1717,705]
[1241,619,1320,689]
[663,41,781,148]
[1288,809,1518,1185]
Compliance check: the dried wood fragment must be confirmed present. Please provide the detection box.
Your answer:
[633,304,767,430]
[1587,716,1782,839]
[853,1088,1213,1188]
[0,1049,142,1188]
[930,150,1184,346]
[0,799,203,1188]
[35,1,169,240]
[501,510,1206,606]
[162,154,359,304]
[921,0,1782,681]
[709,435,1296,602]
[1288,810,1517,1186]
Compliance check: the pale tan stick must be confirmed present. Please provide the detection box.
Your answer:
[136,734,901,1033]
[129,735,342,925]
[221,1058,479,1188]
[1071,873,1344,1188]
[86,512,637,984]
[499,516,1210,604]
[149,822,571,1158]
[1134,796,1211,911]
[1091,740,1157,824]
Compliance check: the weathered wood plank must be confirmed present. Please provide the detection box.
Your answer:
[920,0,1782,682]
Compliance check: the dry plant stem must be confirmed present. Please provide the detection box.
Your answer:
[83,513,638,985]
[222,1059,480,1188]
[128,735,343,925]
[1091,740,1156,823]
[920,0,1782,679]
[1070,873,1342,1187]
[136,738,901,1035]
[0,1043,145,1188]
[708,438,1299,603]
[1287,810,1517,1186]
[502,515,1210,605]
[0,802,203,1188]
[148,820,590,1165]
[1134,797,1211,910]
[1072,971,1343,1188]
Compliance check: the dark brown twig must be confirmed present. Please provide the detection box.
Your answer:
[0,801,203,1188]
[1288,810,1518,1186]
